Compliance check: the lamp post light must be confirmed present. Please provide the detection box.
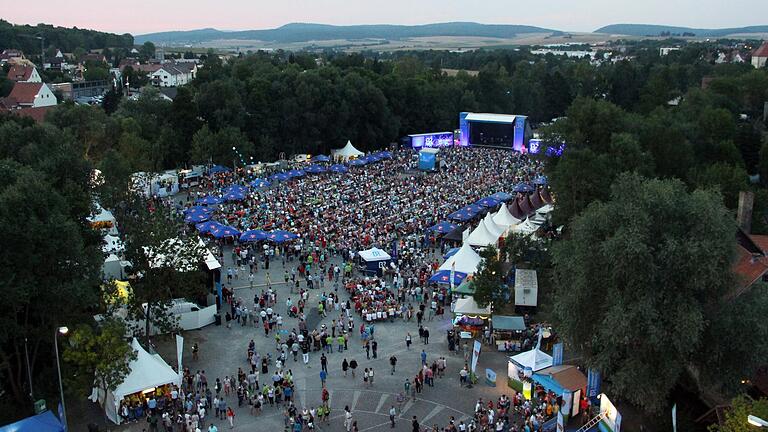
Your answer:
[749,415,768,427]
[54,326,69,430]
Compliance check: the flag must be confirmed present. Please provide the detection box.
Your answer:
[471,340,482,373]
[176,334,184,372]
[672,403,677,432]
[450,262,456,291]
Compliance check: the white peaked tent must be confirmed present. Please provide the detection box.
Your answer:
[439,243,482,274]
[482,213,506,238]
[466,219,501,247]
[332,140,364,161]
[493,203,522,227]
[511,219,541,236]
[453,297,492,316]
[509,347,553,374]
[94,338,180,424]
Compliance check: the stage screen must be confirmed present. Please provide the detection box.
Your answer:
[469,122,515,147]
[410,132,454,148]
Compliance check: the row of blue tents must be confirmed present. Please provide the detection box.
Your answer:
[195,221,299,243]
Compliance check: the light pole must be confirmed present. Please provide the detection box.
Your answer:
[749,415,768,427]
[54,326,69,430]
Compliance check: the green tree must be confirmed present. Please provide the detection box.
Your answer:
[552,173,734,413]
[688,162,749,208]
[139,41,156,60]
[709,395,768,432]
[472,246,504,308]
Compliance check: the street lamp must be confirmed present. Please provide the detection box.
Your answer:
[54,326,69,431]
[749,415,768,427]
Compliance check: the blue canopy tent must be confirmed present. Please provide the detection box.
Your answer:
[443,247,460,259]
[208,165,231,174]
[250,178,271,188]
[348,159,367,166]
[305,165,327,174]
[429,270,468,285]
[223,191,246,202]
[366,154,381,163]
[183,206,212,215]
[427,221,459,234]
[267,230,299,243]
[475,197,501,208]
[184,212,210,223]
[287,169,306,178]
[223,184,248,193]
[0,410,65,432]
[211,225,241,238]
[240,229,268,242]
[513,183,535,193]
[196,221,225,234]
[311,154,331,162]
[447,208,477,222]
[329,164,349,173]
[379,151,393,159]
[489,192,514,202]
[532,176,548,186]
[271,173,291,182]
[358,247,392,276]
[196,195,222,205]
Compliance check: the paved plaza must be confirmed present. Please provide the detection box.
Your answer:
[85,251,516,432]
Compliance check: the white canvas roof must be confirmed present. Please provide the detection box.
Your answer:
[103,235,124,253]
[199,239,221,271]
[466,219,501,247]
[465,113,517,124]
[537,204,555,214]
[454,297,491,316]
[493,203,522,227]
[332,140,364,160]
[482,213,506,238]
[511,219,540,236]
[88,203,116,224]
[358,247,391,262]
[509,348,553,372]
[439,243,482,274]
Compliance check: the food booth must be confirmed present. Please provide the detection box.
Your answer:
[491,315,526,352]
[452,297,491,338]
[507,347,553,394]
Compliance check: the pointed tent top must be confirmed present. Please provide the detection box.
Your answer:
[493,203,522,227]
[482,212,505,238]
[439,243,481,274]
[467,218,500,247]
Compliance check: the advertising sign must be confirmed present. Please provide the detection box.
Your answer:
[599,394,621,432]
[552,342,564,366]
[471,340,482,373]
[410,132,454,148]
[587,369,601,401]
[485,368,497,386]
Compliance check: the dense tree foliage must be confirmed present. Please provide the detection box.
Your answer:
[0,19,133,56]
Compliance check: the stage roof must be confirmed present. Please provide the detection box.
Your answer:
[465,113,518,124]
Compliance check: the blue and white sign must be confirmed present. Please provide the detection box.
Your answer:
[485,368,497,387]
[552,342,564,366]
[587,369,601,401]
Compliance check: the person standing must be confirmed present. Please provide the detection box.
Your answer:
[412,416,420,432]
[321,353,328,373]
[226,407,235,429]
[344,406,353,432]
[423,328,430,345]
[405,333,412,350]
[349,359,358,378]
[371,340,378,359]
[342,358,349,376]
[363,368,369,386]
[364,340,370,360]
[389,406,397,428]
[421,350,427,366]
[369,367,375,386]
[390,355,398,374]
[320,369,327,387]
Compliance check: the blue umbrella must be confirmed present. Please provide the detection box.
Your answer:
[311,155,330,162]
[305,165,327,174]
[267,230,299,243]
[366,154,381,162]
[208,165,231,174]
[329,164,349,173]
[429,270,468,285]
[532,176,548,186]
[250,178,271,188]
[240,229,268,242]
[184,212,210,223]
[196,221,225,233]
[349,159,367,166]
[196,195,222,205]
[513,183,535,193]
[211,225,241,238]
[447,205,483,222]
[183,206,212,215]
[223,184,248,194]
[223,191,246,202]
[379,151,393,159]
[427,221,459,234]
[475,197,501,208]
[443,247,460,259]
[272,173,291,182]
[489,192,514,202]
[287,169,306,178]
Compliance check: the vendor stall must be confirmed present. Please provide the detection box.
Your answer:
[531,365,587,416]
[358,247,392,276]
[452,297,491,337]
[492,315,526,352]
[451,279,476,298]
[507,347,553,393]
[0,410,65,432]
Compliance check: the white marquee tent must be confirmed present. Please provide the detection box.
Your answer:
[88,203,118,235]
[466,219,501,247]
[439,243,482,274]
[493,203,522,227]
[332,140,364,161]
[482,213,506,238]
[93,338,180,424]
[508,347,554,379]
[453,297,492,316]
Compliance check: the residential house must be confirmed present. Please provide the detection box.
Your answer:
[0,49,25,65]
[134,62,197,87]
[3,82,57,108]
[731,228,768,298]
[753,42,768,68]
[7,65,42,83]
[659,47,680,56]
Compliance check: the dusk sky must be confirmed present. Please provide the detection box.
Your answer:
[2,0,766,35]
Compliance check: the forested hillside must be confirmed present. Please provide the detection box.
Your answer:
[0,19,133,54]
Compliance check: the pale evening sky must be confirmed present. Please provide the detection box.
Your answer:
[0,0,765,35]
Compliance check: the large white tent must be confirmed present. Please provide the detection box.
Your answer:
[332,140,364,161]
[466,219,501,247]
[439,243,482,274]
[509,347,553,375]
[511,219,541,236]
[482,213,506,238]
[93,338,180,424]
[453,297,492,316]
[88,203,118,235]
[493,203,522,227]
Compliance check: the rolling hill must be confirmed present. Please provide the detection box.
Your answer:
[596,23,768,37]
[135,22,557,45]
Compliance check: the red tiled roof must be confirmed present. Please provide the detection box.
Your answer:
[7,65,34,82]
[754,42,768,58]
[732,241,768,293]
[8,82,43,104]
[749,234,768,253]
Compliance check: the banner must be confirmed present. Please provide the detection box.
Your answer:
[450,263,456,292]
[672,404,677,432]
[552,342,564,366]
[418,151,437,171]
[471,340,482,373]
[556,411,564,432]
[485,368,496,387]
[587,369,601,401]
[176,334,184,372]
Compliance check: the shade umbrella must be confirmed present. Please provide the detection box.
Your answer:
[196,195,222,205]
[184,212,210,223]
[196,221,225,233]
[489,192,514,202]
[475,197,501,208]
[311,155,330,162]
[211,225,241,238]
[329,164,349,173]
[267,230,299,243]
[378,151,393,159]
[272,173,291,182]
[250,178,271,188]
[513,183,535,193]
[207,165,231,174]
[532,176,548,186]
[240,229,268,242]
[183,206,212,215]
[223,184,248,194]
[348,159,367,166]
[366,154,381,162]
[443,247,460,259]
[223,191,246,202]
[287,169,306,178]
[427,221,459,234]
[429,270,468,285]
[305,165,327,174]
